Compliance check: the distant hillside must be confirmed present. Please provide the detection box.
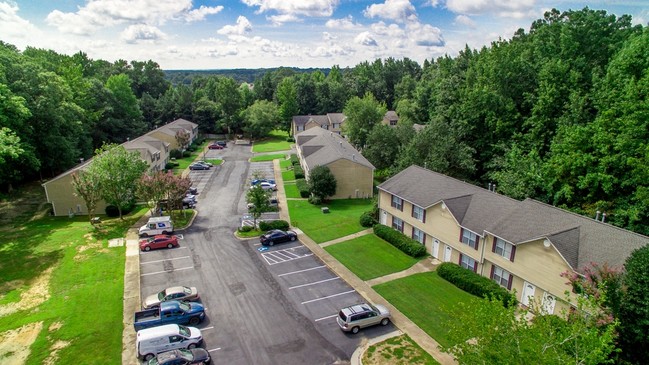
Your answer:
[164,67,330,85]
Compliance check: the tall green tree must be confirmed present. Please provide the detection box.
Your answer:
[342,93,387,149]
[246,184,270,227]
[242,100,279,139]
[104,74,145,142]
[308,165,337,202]
[618,245,649,364]
[363,125,399,170]
[71,168,103,223]
[276,78,299,134]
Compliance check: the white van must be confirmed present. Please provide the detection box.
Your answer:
[136,324,203,360]
[139,216,174,237]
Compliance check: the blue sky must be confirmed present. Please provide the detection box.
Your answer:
[1,1,647,70]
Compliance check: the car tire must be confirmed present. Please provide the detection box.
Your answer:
[189,316,201,325]
[144,353,155,361]
[188,343,197,349]
[290,236,296,241]
[167,243,174,249]
[141,233,148,237]
[351,326,360,334]
[144,246,151,252]
[162,231,169,235]
[380,318,390,326]
[268,241,274,246]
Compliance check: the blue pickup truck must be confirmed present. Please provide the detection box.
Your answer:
[134,300,205,331]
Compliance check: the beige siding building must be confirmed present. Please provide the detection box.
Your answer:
[42,119,198,216]
[378,165,648,315]
[295,127,374,199]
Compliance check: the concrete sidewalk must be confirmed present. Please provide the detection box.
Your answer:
[320,229,373,247]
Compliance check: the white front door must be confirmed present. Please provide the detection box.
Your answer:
[444,245,452,262]
[380,210,387,225]
[541,292,556,314]
[432,239,440,259]
[521,282,536,307]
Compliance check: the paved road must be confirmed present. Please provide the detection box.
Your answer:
[139,143,364,364]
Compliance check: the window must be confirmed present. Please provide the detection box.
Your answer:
[459,254,477,272]
[412,228,425,244]
[392,217,403,232]
[298,125,304,131]
[493,237,516,261]
[460,228,479,250]
[412,205,425,222]
[333,123,339,129]
[390,120,397,126]
[391,195,403,211]
[491,265,512,290]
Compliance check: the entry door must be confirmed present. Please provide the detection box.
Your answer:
[444,245,452,262]
[380,210,387,225]
[432,240,440,259]
[521,282,536,307]
[541,292,556,314]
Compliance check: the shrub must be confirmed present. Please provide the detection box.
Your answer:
[294,164,305,179]
[359,211,377,227]
[373,224,427,258]
[290,154,299,165]
[182,151,191,157]
[296,179,310,198]
[105,205,120,217]
[165,162,178,170]
[170,149,183,159]
[259,220,290,231]
[437,262,517,307]
[286,137,295,142]
[238,225,253,232]
[308,195,322,205]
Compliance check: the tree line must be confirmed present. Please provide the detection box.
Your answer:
[0,7,647,236]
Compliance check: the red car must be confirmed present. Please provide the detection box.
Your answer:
[208,143,223,150]
[140,235,179,251]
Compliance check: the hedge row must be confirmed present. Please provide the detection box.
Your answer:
[259,220,290,231]
[359,211,377,227]
[290,154,299,165]
[296,179,310,198]
[437,262,517,307]
[294,164,305,179]
[373,224,427,258]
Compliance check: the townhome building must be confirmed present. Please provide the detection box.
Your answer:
[292,111,400,136]
[377,165,648,314]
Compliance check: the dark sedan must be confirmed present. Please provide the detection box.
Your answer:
[259,229,297,246]
[189,163,210,170]
[140,235,179,251]
[208,143,223,150]
[147,348,210,365]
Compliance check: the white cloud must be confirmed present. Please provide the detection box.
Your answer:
[364,0,418,23]
[355,32,378,46]
[454,14,476,28]
[217,16,252,35]
[121,24,166,43]
[268,13,300,26]
[242,0,339,24]
[424,0,440,6]
[0,1,39,38]
[407,22,444,46]
[445,0,536,18]
[325,15,359,30]
[185,5,224,22]
[371,21,405,38]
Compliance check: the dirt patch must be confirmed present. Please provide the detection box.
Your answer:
[0,182,48,230]
[362,334,436,365]
[74,241,109,261]
[48,322,63,332]
[0,321,43,365]
[43,340,70,365]
[0,267,53,317]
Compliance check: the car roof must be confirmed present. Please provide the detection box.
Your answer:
[165,286,189,295]
[341,303,372,316]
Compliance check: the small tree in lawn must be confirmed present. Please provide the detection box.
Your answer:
[137,171,171,216]
[71,169,102,224]
[246,185,270,229]
[91,143,148,219]
[308,165,336,204]
[165,174,192,219]
[175,129,190,152]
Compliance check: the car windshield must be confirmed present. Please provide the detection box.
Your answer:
[178,301,191,311]
[178,325,190,337]
[183,286,192,294]
[177,348,193,360]
[157,290,167,301]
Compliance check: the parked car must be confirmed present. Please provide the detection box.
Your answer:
[147,348,211,365]
[134,300,205,331]
[247,198,278,211]
[158,198,195,211]
[208,143,223,150]
[336,303,391,334]
[189,163,210,170]
[259,229,297,246]
[143,286,200,309]
[250,181,276,191]
[140,235,179,251]
[250,179,267,186]
[194,160,213,167]
[136,324,203,361]
[188,187,198,195]
[139,216,174,237]
[215,141,226,147]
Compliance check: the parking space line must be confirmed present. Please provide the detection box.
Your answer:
[289,277,340,290]
[140,256,191,265]
[315,314,338,322]
[262,255,279,265]
[267,253,313,265]
[278,265,326,277]
[140,266,194,276]
[201,326,214,331]
[301,290,356,304]
[208,348,222,352]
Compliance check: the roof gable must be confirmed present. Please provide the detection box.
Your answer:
[296,127,374,169]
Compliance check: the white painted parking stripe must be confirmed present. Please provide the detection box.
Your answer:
[201,326,214,331]
[263,255,279,265]
[140,256,191,265]
[315,314,338,322]
[278,265,326,277]
[289,277,340,290]
[301,290,356,304]
[208,348,222,352]
[267,253,313,265]
[140,266,194,276]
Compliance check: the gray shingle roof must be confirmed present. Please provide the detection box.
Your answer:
[379,165,649,271]
[296,127,374,170]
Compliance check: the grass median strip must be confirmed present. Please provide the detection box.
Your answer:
[287,199,372,243]
[250,153,286,162]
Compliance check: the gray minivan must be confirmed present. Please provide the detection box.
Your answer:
[336,303,391,334]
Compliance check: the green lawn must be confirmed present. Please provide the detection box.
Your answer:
[250,153,286,162]
[373,272,479,348]
[282,169,296,181]
[252,130,292,153]
[287,199,372,243]
[284,184,301,199]
[0,208,146,364]
[279,159,292,169]
[325,234,420,280]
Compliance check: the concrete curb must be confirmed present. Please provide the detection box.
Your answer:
[350,330,403,365]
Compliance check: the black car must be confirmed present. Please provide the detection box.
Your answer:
[188,187,198,195]
[215,140,226,147]
[147,348,210,365]
[259,229,297,246]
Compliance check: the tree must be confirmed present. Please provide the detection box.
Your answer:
[175,129,190,151]
[308,165,336,202]
[90,143,148,219]
[363,125,399,170]
[342,93,387,149]
[71,168,103,223]
[137,171,171,216]
[618,245,649,364]
[444,295,618,365]
[246,185,270,228]
[242,100,279,139]
[276,78,299,134]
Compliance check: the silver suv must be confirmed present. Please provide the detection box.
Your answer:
[336,303,391,333]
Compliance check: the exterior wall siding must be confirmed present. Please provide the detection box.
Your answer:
[326,159,373,199]
[45,172,109,216]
